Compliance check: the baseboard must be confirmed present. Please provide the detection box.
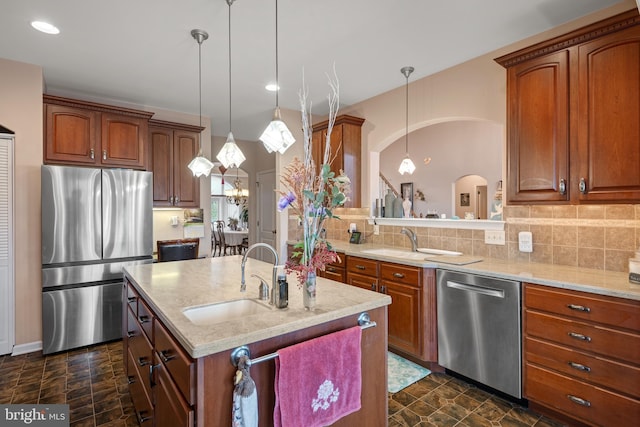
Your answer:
[11,341,42,356]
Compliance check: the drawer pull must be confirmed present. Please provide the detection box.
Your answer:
[127,375,136,384]
[327,267,336,272]
[90,148,95,160]
[355,265,366,270]
[137,411,152,424]
[568,362,591,372]
[127,331,135,338]
[568,332,591,342]
[370,283,376,291]
[380,285,386,294]
[160,350,175,363]
[393,272,405,279]
[567,304,590,313]
[567,394,591,407]
[127,297,136,303]
[138,357,150,367]
[102,149,107,161]
[149,363,160,387]
[138,315,150,324]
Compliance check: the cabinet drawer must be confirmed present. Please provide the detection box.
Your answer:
[525,336,640,398]
[137,299,154,342]
[525,284,640,331]
[346,256,378,277]
[380,262,421,287]
[526,310,640,364]
[126,283,138,315]
[525,362,640,426]
[155,360,194,427]
[127,349,153,425]
[322,266,345,283]
[155,320,195,405]
[127,308,154,398]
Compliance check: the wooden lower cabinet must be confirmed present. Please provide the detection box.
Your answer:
[124,277,388,426]
[345,256,437,362]
[523,283,640,426]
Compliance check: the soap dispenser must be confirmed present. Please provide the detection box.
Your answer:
[276,273,288,309]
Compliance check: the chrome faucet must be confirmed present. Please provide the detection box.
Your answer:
[241,243,279,306]
[251,274,270,301]
[400,227,418,252]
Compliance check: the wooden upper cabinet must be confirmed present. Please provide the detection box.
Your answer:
[496,9,640,204]
[43,94,153,169]
[506,50,570,203]
[312,115,364,208]
[149,120,203,208]
[575,24,640,202]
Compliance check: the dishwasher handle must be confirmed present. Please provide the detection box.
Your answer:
[446,280,505,298]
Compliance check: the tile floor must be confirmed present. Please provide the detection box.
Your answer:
[0,341,137,427]
[388,373,565,427]
[1,341,565,427]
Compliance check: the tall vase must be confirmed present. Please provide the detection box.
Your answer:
[304,271,317,310]
[384,189,395,218]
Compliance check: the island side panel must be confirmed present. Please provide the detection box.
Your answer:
[196,306,388,427]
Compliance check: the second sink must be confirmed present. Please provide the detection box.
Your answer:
[183,299,271,325]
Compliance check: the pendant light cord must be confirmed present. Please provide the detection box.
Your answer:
[275,0,279,108]
[405,72,408,155]
[228,0,233,133]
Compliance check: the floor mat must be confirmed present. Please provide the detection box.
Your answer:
[387,351,431,393]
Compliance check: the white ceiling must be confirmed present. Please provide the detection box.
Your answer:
[0,0,623,141]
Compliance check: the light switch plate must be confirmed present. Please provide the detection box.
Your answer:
[519,231,533,252]
[485,230,505,245]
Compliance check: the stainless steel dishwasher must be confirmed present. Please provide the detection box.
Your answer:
[437,270,522,398]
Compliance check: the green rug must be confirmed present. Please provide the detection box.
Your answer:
[388,351,431,393]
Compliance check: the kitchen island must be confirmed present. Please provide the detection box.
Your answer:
[123,256,391,427]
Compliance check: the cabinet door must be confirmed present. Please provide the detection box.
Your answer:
[155,363,194,427]
[101,112,147,169]
[150,126,174,207]
[172,130,200,208]
[575,25,640,202]
[507,50,570,203]
[44,104,98,165]
[383,280,422,356]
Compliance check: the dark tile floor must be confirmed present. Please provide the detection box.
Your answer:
[388,373,566,427]
[0,341,138,427]
[1,341,565,427]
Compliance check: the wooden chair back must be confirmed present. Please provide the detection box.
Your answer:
[157,238,200,262]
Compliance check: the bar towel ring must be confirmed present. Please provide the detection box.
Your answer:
[230,312,376,367]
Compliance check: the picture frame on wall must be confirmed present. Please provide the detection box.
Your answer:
[460,193,470,207]
[400,182,414,205]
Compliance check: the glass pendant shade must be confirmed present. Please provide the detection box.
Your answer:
[217,132,246,169]
[188,154,215,177]
[398,155,416,175]
[259,107,295,154]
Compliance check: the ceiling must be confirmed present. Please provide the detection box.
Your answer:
[0,0,624,141]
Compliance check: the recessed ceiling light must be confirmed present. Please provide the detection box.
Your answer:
[265,83,279,92]
[31,21,60,35]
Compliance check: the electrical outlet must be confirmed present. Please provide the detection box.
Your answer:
[519,231,533,252]
[373,224,380,235]
[484,230,505,245]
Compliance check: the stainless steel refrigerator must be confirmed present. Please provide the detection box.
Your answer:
[41,165,153,354]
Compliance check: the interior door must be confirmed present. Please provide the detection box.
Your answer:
[256,170,276,263]
[0,136,13,355]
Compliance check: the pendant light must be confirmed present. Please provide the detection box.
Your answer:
[259,0,295,154]
[398,66,416,175]
[187,29,216,177]
[217,0,246,169]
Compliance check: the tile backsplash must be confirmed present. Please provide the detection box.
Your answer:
[288,205,640,272]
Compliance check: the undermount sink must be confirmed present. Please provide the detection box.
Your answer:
[416,248,462,256]
[360,248,429,260]
[183,299,271,325]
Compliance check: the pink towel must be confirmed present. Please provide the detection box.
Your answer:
[273,326,362,427]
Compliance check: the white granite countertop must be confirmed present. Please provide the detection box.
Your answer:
[317,241,640,301]
[124,256,391,358]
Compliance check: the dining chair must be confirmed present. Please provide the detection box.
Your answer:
[157,238,200,262]
[211,223,222,257]
[215,221,233,256]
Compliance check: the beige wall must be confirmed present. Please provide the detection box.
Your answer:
[0,58,43,347]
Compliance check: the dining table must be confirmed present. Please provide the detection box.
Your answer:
[224,229,248,254]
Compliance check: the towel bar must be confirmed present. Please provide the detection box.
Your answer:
[230,312,376,367]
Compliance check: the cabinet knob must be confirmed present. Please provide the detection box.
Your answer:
[559,178,566,195]
[568,331,591,342]
[579,178,587,194]
[567,394,591,407]
[90,148,95,160]
[567,304,590,313]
